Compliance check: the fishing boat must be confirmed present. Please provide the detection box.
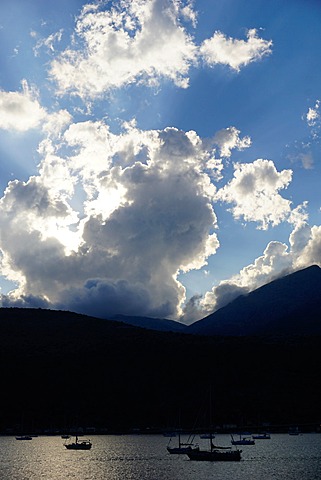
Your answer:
[231,433,255,445]
[186,433,242,462]
[167,431,199,454]
[64,435,92,450]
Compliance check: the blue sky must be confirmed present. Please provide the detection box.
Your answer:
[0,0,321,323]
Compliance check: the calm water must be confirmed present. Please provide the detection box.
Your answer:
[0,433,321,480]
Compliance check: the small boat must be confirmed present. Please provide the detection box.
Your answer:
[199,432,215,439]
[288,426,300,436]
[64,435,92,450]
[252,432,271,440]
[231,434,255,445]
[187,433,241,462]
[16,435,32,440]
[167,432,199,454]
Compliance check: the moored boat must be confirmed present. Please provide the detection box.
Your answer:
[288,426,300,435]
[187,433,241,462]
[252,432,271,439]
[167,432,199,454]
[64,435,92,450]
[231,433,255,445]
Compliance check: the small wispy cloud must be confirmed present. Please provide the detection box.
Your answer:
[33,29,63,57]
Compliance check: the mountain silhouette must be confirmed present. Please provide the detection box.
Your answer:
[111,314,186,332]
[1,305,321,432]
[187,265,321,336]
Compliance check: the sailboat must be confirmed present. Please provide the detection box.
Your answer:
[64,435,92,450]
[186,386,241,461]
[167,431,199,454]
[186,433,242,462]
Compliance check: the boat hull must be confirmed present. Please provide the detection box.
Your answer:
[65,443,92,450]
[252,434,270,440]
[167,446,199,454]
[232,440,255,445]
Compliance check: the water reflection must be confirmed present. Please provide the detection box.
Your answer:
[0,434,321,480]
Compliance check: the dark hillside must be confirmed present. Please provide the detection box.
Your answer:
[188,265,321,336]
[0,308,320,433]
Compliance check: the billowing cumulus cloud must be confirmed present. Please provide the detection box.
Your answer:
[200,28,272,71]
[0,121,255,319]
[216,159,293,229]
[4,113,304,323]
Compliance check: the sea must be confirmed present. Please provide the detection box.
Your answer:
[0,433,321,480]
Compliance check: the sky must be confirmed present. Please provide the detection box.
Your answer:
[0,0,321,324]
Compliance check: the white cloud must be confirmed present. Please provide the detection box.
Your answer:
[0,80,47,132]
[306,100,320,127]
[49,0,198,99]
[3,116,300,322]
[33,29,63,56]
[201,240,292,316]
[297,151,314,170]
[212,126,251,157]
[0,121,221,319]
[294,225,321,270]
[199,202,312,317]
[42,109,73,137]
[201,281,249,317]
[48,2,273,100]
[200,28,272,72]
[216,159,293,229]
